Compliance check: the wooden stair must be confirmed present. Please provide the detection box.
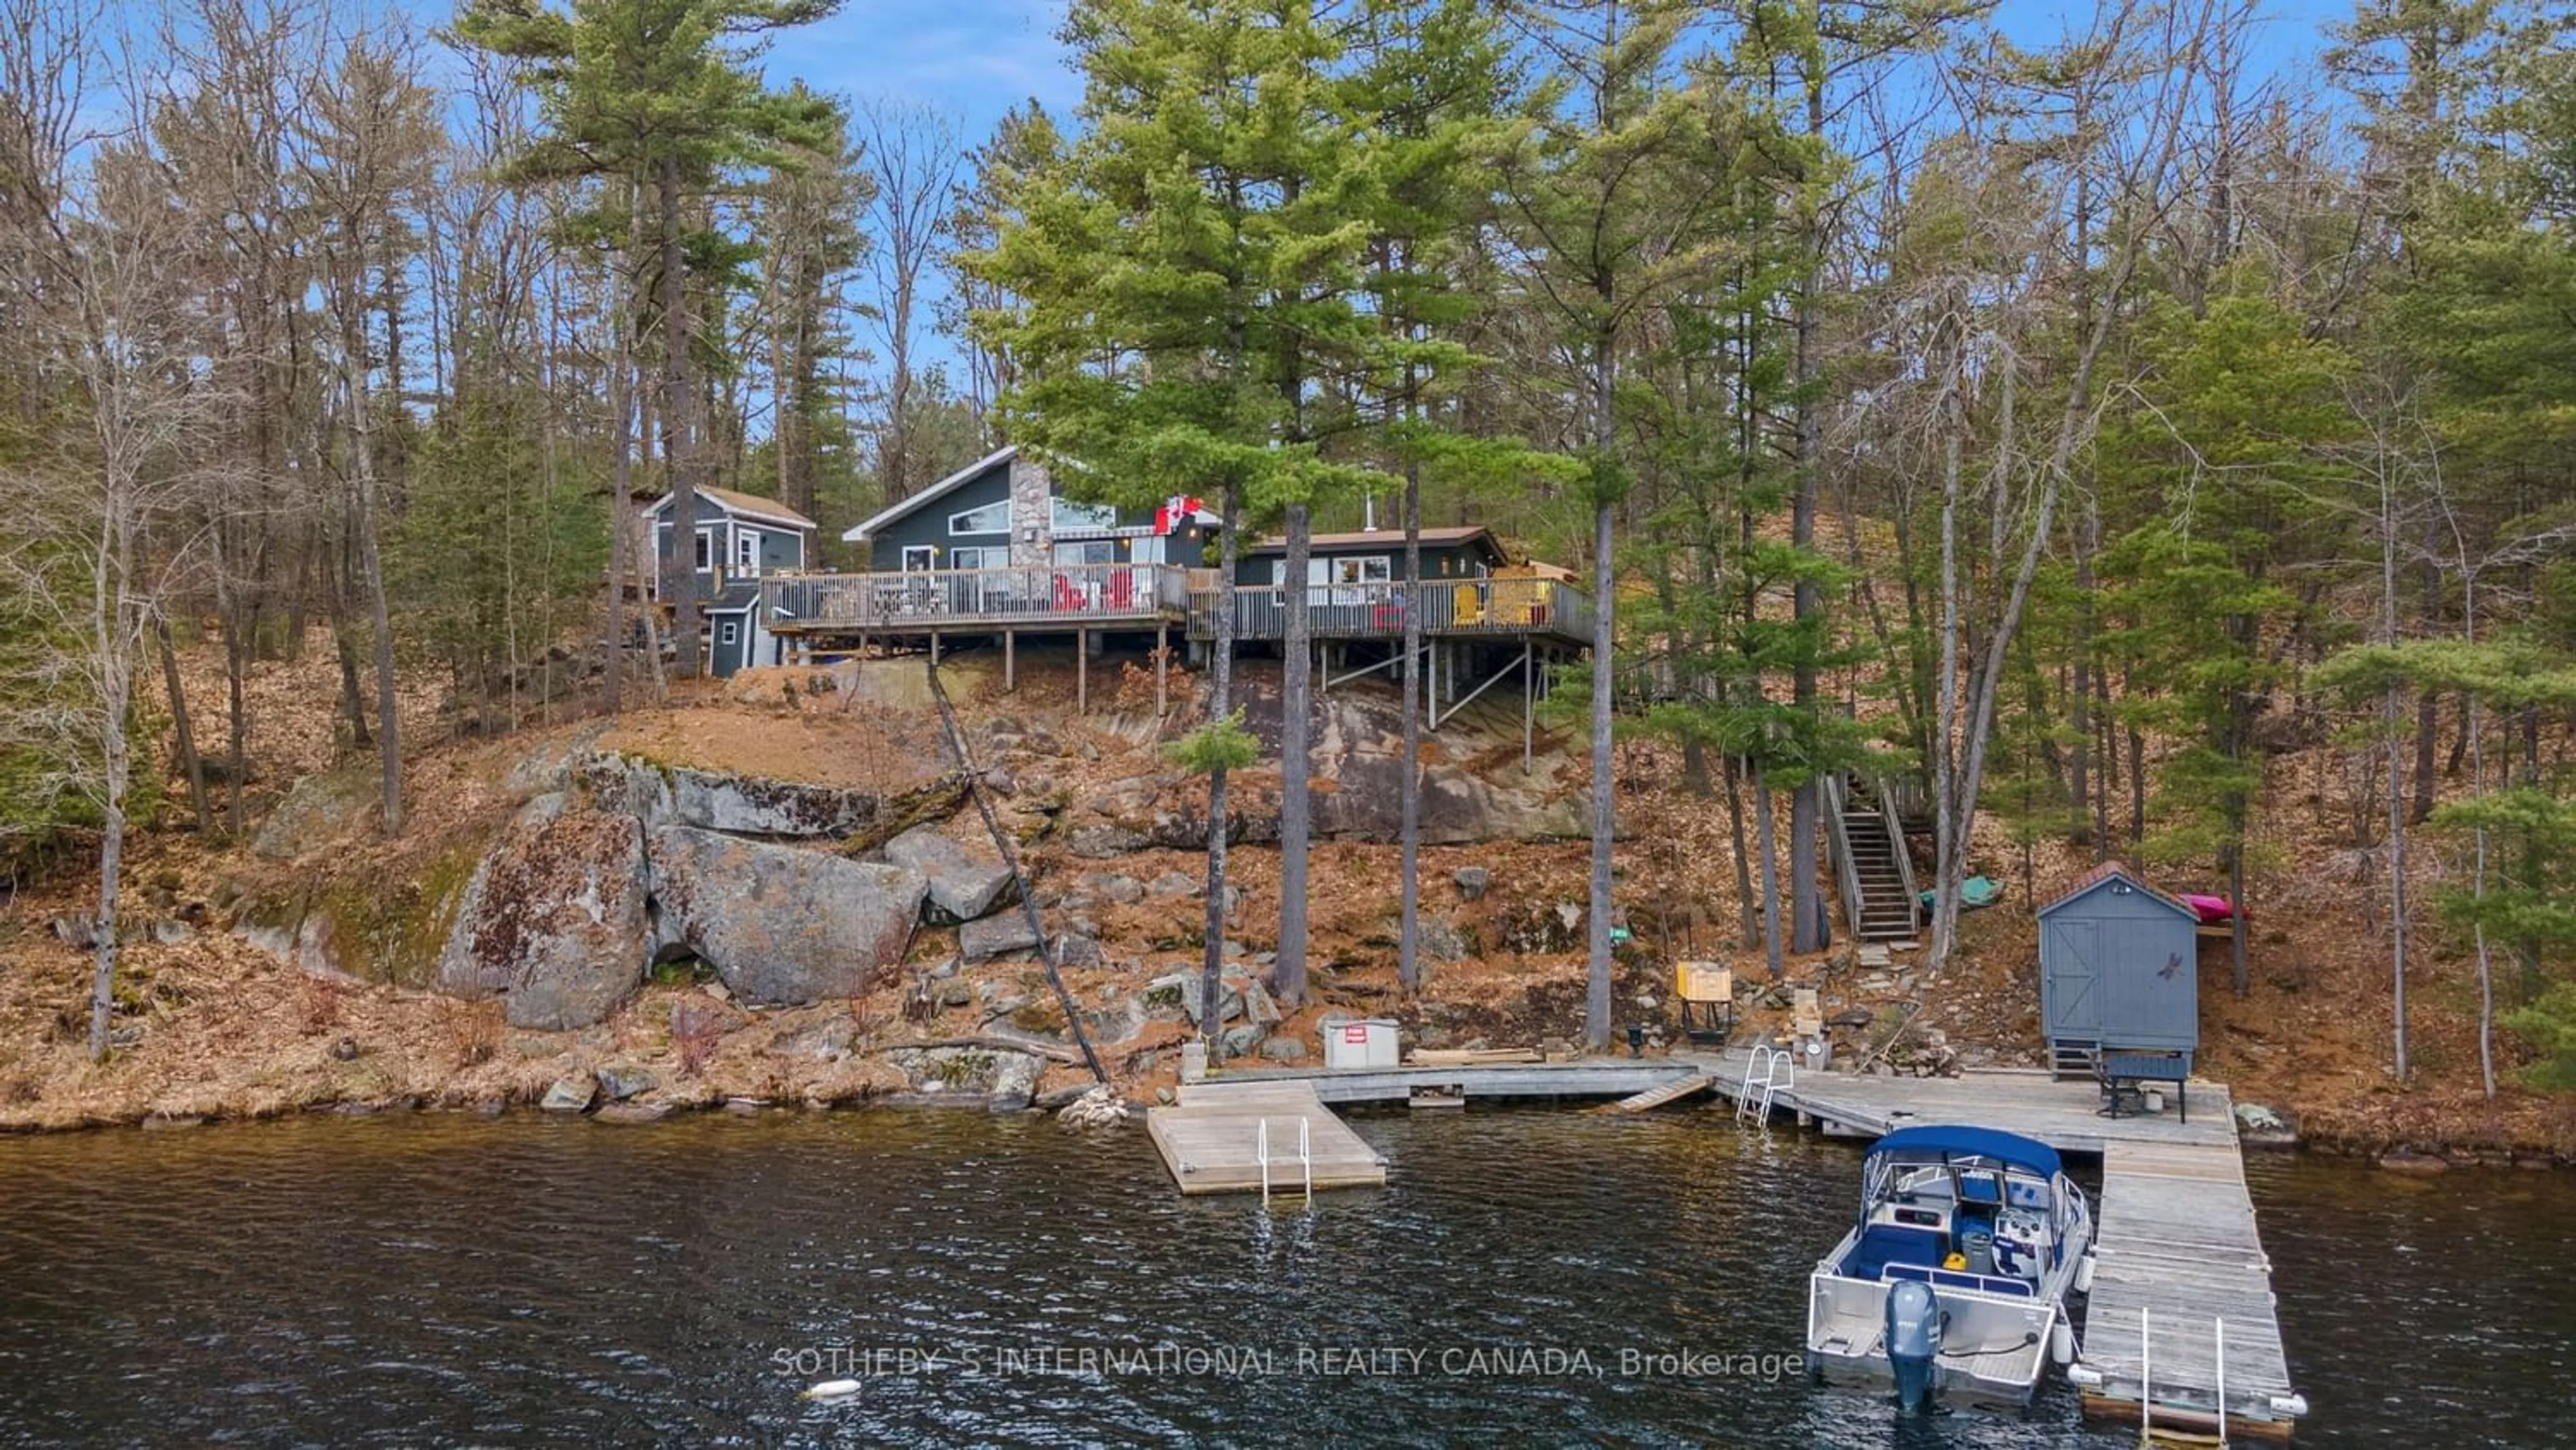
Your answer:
[1839,804,1918,943]
[1601,1074,1717,1114]
[2050,1039,2103,1081]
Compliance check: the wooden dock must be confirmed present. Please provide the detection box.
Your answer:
[1686,1049,2304,1440]
[2080,1139,2300,1439]
[1145,1078,1387,1196]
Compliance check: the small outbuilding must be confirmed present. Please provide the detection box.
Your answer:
[2035,862,2200,1076]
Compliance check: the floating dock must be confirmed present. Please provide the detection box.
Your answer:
[1688,1049,2304,1440]
[1145,1078,1387,1196]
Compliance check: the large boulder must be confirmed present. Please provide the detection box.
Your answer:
[437,793,651,1031]
[648,826,925,1005]
[251,770,376,861]
[584,754,883,837]
[883,825,1016,923]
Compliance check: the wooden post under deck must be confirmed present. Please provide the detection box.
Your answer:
[930,629,940,668]
[1155,624,1167,715]
[1522,640,1534,771]
[1077,629,1089,713]
[1004,629,1015,691]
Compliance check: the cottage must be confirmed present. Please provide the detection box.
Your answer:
[840,446,1212,574]
[642,485,818,676]
[1234,525,1508,588]
[2035,862,2202,1078]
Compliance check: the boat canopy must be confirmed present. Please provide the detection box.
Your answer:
[1865,1125,2061,1180]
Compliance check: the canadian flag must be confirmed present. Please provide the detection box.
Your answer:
[1154,496,1208,535]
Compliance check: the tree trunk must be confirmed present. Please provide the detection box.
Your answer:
[659,154,702,679]
[2410,689,2438,823]
[345,256,401,835]
[1199,480,1241,1061]
[1724,754,1758,949]
[1754,764,1784,981]
[1275,501,1312,1008]
[1584,335,1617,1051]
[1788,68,1825,957]
[1397,458,1424,992]
[156,617,211,835]
[606,221,636,715]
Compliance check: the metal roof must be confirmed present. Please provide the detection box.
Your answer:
[841,445,1018,542]
[641,485,816,531]
[1241,525,1499,555]
[2036,861,2197,920]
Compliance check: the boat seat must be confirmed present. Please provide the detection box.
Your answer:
[1884,1262,2039,1298]
[1841,1223,1946,1282]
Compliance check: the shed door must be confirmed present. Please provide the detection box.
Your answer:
[2045,919,2100,1040]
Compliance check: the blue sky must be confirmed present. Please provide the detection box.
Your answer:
[758,0,1077,139]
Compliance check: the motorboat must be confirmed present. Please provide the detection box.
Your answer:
[1806,1125,2094,1413]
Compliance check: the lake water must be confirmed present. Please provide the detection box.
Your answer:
[0,1107,2567,1447]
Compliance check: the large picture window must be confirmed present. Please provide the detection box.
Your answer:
[900,545,937,572]
[1051,497,1118,532]
[949,546,1001,570]
[1052,540,1116,566]
[947,500,1011,535]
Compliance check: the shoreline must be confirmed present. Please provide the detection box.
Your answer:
[7,1064,2567,1173]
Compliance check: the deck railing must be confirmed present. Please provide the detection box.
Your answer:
[761,562,1191,631]
[1184,576,1595,641]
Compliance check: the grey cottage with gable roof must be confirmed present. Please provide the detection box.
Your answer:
[643,485,817,677]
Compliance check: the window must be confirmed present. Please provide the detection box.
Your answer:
[900,545,937,572]
[1272,556,1390,587]
[948,500,1011,535]
[950,546,1001,570]
[1053,540,1116,566]
[693,529,714,572]
[718,620,739,646]
[1051,497,1118,532]
[735,531,761,577]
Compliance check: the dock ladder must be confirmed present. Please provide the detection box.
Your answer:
[2136,1307,2234,1447]
[1256,1117,1312,1203]
[1737,1046,1795,1124]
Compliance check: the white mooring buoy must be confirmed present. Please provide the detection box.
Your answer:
[802,1379,863,1400]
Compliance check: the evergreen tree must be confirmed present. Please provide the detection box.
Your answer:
[973,0,1393,1035]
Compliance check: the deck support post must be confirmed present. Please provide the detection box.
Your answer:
[1522,641,1534,771]
[1004,629,1015,692]
[1155,624,1167,715]
[1077,629,1089,713]
[930,630,940,668]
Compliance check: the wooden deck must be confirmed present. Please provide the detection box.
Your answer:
[1145,1078,1387,1196]
[1682,1049,2304,1440]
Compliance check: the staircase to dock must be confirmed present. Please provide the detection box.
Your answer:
[1825,774,1920,944]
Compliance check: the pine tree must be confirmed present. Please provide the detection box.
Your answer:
[458,0,845,680]
[973,0,1393,1039]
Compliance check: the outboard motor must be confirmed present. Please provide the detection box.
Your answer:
[1884,1280,1943,1416]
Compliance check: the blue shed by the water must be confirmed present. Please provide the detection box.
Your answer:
[2035,862,2200,1074]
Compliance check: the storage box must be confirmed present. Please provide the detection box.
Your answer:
[1322,1017,1399,1070]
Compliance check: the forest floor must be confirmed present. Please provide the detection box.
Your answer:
[0,630,2567,1164]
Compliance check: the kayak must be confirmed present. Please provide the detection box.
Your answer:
[2182,892,2235,925]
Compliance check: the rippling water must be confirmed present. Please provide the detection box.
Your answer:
[0,1108,2565,1447]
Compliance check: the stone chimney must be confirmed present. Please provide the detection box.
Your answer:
[1008,452,1055,568]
